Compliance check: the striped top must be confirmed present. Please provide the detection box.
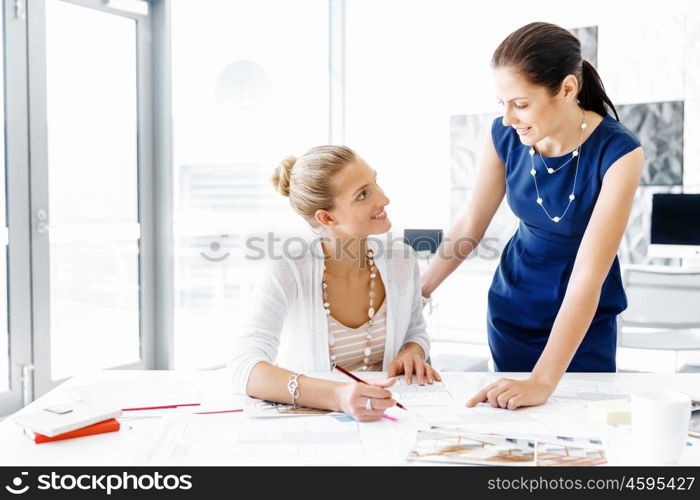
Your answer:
[328,300,387,371]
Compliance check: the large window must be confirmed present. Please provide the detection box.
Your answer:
[0,0,688,395]
[171,0,329,369]
[345,0,502,351]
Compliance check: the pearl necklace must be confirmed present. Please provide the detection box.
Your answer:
[323,247,377,371]
[528,119,587,223]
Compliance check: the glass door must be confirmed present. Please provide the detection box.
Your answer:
[28,0,152,396]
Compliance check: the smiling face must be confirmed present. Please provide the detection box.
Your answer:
[494,66,574,146]
[316,157,391,237]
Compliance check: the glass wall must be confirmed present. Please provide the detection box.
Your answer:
[171,0,329,368]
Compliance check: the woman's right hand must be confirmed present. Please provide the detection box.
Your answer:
[334,378,397,422]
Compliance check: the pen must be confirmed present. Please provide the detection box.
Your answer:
[121,404,201,411]
[193,409,243,415]
[332,363,407,411]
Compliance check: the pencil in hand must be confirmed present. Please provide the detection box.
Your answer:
[332,363,407,410]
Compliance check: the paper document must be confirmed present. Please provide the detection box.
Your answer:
[407,429,606,466]
[407,429,536,466]
[150,414,365,465]
[389,378,454,407]
[535,435,607,466]
[244,399,338,418]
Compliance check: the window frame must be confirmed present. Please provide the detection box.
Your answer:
[0,0,33,416]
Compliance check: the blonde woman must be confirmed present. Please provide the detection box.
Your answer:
[229,146,440,422]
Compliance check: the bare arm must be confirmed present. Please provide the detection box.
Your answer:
[247,362,343,409]
[246,362,397,422]
[421,132,506,298]
[467,146,644,409]
[530,146,644,388]
[229,258,397,421]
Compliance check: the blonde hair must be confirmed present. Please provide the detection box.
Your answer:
[272,145,357,228]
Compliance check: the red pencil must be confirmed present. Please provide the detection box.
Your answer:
[192,409,243,415]
[332,363,407,410]
[121,403,201,411]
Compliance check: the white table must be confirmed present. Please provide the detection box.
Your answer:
[1,370,698,466]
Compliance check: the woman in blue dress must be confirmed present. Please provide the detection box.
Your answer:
[421,22,643,409]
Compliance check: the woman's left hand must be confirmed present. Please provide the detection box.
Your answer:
[465,377,554,410]
[387,344,442,385]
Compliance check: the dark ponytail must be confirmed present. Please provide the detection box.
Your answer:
[492,22,619,120]
[579,59,619,120]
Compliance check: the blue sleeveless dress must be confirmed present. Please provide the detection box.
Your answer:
[487,114,641,372]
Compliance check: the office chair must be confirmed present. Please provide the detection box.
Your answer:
[404,228,489,372]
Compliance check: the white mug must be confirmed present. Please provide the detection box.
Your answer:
[631,390,691,465]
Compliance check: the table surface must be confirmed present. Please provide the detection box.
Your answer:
[1,370,699,466]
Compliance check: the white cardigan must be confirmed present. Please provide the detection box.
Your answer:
[228,236,431,395]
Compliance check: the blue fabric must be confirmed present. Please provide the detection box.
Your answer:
[487,114,641,373]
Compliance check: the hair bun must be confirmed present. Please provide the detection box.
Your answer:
[272,156,296,197]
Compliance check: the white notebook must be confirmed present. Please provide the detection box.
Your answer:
[14,402,122,437]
